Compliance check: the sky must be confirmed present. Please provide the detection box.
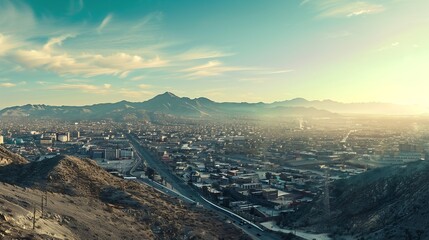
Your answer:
[0,0,428,108]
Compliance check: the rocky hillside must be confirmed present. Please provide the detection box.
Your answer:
[0,155,247,239]
[282,161,429,239]
[0,145,28,166]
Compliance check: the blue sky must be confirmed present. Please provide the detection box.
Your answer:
[0,0,428,108]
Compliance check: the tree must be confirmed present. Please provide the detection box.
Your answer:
[211,181,220,190]
[202,186,209,196]
[146,167,155,180]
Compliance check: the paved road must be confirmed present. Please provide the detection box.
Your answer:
[138,176,195,203]
[126,134,282,240]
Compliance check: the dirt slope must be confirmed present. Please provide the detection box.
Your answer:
[0,145,28,166]
[0,155,248,239]
[282,161,429,239]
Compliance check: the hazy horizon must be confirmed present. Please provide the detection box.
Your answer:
[0,90,428,109]
[1,0,429,109]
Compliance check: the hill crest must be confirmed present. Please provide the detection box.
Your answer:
[0,145,28,166]
[283,161,429,239]
[0,154,247,239]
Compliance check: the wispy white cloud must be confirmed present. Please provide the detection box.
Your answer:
[48,83,112,94]
[377,41,400,51]
[177,47,234,60]
[13,49,167,77]
[63,78,90,83]
[69,0,84,15]
[198,88,228,99]
[118,88,154,98]
[0,82,16,87]
[183,60,246,79]
[118,71,130,79]
[237,77,267,84]
[97,14,113,33]
[131,12,163,30]
[43,34,75,51]
[0,34,17,55]
[181,61,293,80]
[0,0,36,36]
[306,1,385,18]
[300,0,311,6]
[263,69,294,74]
[88,53,167,71]
[131,75,145,81]
[138,84,151,89]
[345,3,384,17]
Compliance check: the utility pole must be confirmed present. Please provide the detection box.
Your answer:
[41,195,44,218]
[41,192,47,218]
[44,191,48,207]
[32,206,36,230]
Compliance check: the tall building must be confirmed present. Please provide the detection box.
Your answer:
[70,130,80,139]
[0,135,3,144]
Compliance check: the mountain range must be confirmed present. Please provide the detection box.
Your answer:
[0,92,425,121]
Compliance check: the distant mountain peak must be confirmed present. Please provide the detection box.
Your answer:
[195,97,214,103]
[146,92,181,103]
[161,91,178,98]
[290,97,309,103]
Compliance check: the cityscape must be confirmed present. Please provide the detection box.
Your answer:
[1,0,429,240]
[1,92,429,239]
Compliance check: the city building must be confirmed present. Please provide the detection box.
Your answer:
[119,148,133,159]
[40,137,52,145]
[90,149,105,159]
[105,148,120,160]
[43,132,57,141]
[57,133,68,142]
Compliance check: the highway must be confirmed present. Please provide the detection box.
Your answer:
[126,134,282,240]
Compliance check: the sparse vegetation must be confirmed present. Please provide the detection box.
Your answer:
[282,161,429,239]
[0,154,246,239]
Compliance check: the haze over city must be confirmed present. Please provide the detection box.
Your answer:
[1,0,429,109]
